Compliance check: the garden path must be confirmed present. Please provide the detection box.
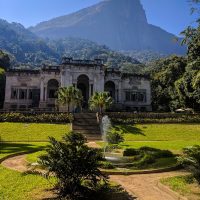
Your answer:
[110,171,188,200]
[1,142,188,200]
[2,154,28,172]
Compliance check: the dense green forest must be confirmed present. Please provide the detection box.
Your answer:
[0,19,58,66]
[47,38,140,68]
[0,51,7,108]
[0,19,142,69]
[146,1,200,111]
[121,50,167,64]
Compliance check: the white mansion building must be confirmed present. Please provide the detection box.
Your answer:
[4,58,152,112]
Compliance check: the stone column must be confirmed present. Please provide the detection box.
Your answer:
[61,70,65,87]
[118,81,122,103]
[40,78,44,102]
[89,83,91,99]
[94,76,97,92]
[116,89,119,103]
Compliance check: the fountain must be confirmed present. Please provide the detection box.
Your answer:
[100,115,135,169]
[100,115,111,157]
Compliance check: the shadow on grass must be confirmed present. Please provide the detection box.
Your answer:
[115,125,145,136]
[0,142,45,155]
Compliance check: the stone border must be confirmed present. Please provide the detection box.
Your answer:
[102,165,181,175]
[1,152,181,176]
[0,150,181,175]
[157,181,188,200]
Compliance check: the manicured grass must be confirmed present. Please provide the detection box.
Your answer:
[148,157,177,169]
[0,166,55,200]
[115,124,200,141]
[112,124,200,153]
[26,150,45,163]
[161,175,200,200]
[0,122,71,142]
[121,141,200,152]
[0,142,47,159]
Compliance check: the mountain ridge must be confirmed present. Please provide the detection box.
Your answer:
[30,0,186,54]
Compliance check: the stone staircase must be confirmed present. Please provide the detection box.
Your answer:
[72,113,102,140]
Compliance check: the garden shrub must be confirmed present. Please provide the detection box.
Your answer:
[99,161,115,169]
[106,131,124,145]
[178,145,200,184]
[123,148,139,156]
[0,112,73,123]
[105,144,121,152]
[133,153,155,168]
[39,132,107,199]
[153,150,173,158]
[123,146,175,168]
[105,112,200,124]
[139,147,173,158]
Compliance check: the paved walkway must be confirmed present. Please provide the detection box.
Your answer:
[1,142,188,200]
[2,154,28,172]
[110,171,187,200]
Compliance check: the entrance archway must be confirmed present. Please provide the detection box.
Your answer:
[47,79,59,99]
[105,81,115,100]
[77,75,89,108]
[47,79,59,108]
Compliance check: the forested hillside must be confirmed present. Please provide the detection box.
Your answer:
[121,50,166,64]
[146,28,200,111]
[0,51,8,108]
[47,38,140,68]
[145,0,200,112]
[0,19,58,65]
[0,19,142,69]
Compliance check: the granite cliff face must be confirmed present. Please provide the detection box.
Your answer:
[30,0,186,54]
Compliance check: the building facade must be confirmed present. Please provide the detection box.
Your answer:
[4,58,152,112]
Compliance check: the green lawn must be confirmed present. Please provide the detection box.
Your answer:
[115,124,200,141]
[113,124,200,153]
[161,175,200,200]
[26,150,45,163]
[1,122,200,199]
[0,142,47,159]
[0,166,55,200]
[0,141,55,200]
[0,122,71,142]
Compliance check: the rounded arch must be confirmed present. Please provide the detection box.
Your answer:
[47,79,59,99]
[77,74,89,108]
[105,81,116,100]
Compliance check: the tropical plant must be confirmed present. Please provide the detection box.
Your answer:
[39,132,107,199]
[106,131,124,145]
[178,145,200,184]
[57,86,83,112]
[89,92,113,114]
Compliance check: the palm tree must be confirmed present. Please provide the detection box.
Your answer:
[57,86,83,112]
[89,92,113,114]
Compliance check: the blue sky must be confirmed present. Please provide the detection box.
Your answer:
[0,0,197,36]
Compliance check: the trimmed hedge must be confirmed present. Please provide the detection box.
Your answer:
[123,147,175,168]
[123,148,139,156]
[106,112,200,124]
[0,113,73,123]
